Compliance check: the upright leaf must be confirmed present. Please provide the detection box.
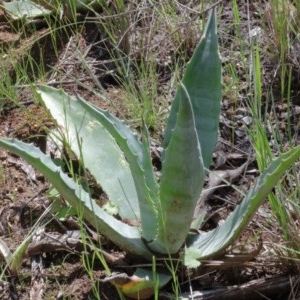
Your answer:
[163,8,221,171]
[149,84,204,254]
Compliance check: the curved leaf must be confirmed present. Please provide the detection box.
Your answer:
[1,0,51,20]
[37,86,139,221]
[1,0,100,20]
[0,137,152,259]
[102,268,171,299]
[76,94,159,243]
[185,146,300,260]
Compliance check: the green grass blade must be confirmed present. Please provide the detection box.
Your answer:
[185,146,300,260]
[149,83,204,254]
[163,8,221,170]
[0,137,152,259]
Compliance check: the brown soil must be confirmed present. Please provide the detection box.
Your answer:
[0,1,300,299]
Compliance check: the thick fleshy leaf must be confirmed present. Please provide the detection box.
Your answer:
[1,0,51,19]
[149,83,204,254]
[37,86,140,221]
[1,0,101,20]
[185,146,300,260]
[76,94,159,242]
[163,8,221,171]
[0,137,152,259]
[102,268,171,299]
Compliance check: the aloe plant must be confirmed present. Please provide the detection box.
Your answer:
[1,9,300,298]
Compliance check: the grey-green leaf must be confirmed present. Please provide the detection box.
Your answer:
[75,94,159,243]
[185,146,300,260]
[148,83,204,254]
[0,137,152,259]
[163,8,221,171]
[1,0,101,20]
[1,0,52,19]
[37,86,140,221]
